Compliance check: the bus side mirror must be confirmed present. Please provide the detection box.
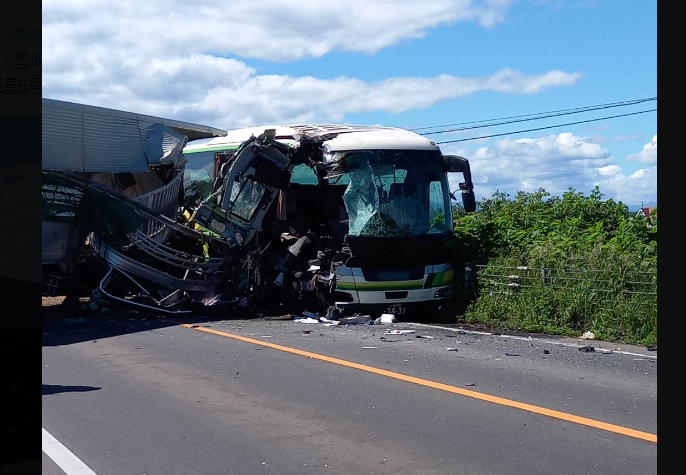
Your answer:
[444,155,469,173]
[444,155,476,213]
[462,190,476,212]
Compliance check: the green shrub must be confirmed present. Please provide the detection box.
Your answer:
[451,187,657,345]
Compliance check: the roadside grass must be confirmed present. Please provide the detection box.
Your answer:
[449,189,657,346]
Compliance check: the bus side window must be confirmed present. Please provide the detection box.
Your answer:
[428,181,446,232]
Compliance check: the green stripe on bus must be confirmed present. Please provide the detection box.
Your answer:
[336,281,424,291]
[183,145,240,154]
[423,273,437,289]
[337,271,454,292]
[436,269,455,285]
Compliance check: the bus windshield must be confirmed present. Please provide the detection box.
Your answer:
[340,150,452,238]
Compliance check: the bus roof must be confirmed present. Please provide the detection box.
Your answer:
[183,124,439,155]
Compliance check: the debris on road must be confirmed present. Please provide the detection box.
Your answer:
[340,315,372,326]
[294,317,319,324]
[543,349,551,354]
[647,345,657,352]
[385,330,416,335]
[505,352,520,357]
[580,331,596,340]
[325,306,344,321]
[578,346,596,353]
[416,335,436,340]
[320,317,341,326]
[293,313,376,326]
[374,314,397,325]
[446,347,459,352]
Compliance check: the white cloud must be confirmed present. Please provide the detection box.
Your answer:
[597,165,622,176]
[444,132,657,203]
[46,64,582,129]
[592,166,657,204]
[627,135,657,165]
[43,0,511,63]
[44,0,584,128]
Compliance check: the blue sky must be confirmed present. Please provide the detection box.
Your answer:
[43,0,657,204]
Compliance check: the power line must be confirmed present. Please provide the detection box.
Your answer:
[435,108,657,145]
[417,96,657,136]
[411,96,657,132]
[420,98,656,136]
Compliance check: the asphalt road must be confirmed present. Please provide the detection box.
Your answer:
[41,316,657,475]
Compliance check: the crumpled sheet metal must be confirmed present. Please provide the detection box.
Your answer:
[42,99,188,173]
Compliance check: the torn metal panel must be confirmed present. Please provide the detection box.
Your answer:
[42,98,225,172]
[144,123,188,169]
[134,170,184,242]
[94,268,194,315]
[93,238,220,293]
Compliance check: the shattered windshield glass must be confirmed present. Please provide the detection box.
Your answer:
[341,150,452,237]
[230,179,266,221]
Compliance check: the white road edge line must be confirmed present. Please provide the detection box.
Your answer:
[42,427,98,475]
[405,323,658,360]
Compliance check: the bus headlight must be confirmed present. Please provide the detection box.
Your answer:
[434,286,453,299]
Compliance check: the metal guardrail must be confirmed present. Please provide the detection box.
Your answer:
[474,264,657,309]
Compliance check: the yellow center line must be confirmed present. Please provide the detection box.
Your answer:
[182,323,657,444]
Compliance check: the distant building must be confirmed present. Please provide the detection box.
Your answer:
[636,207,657,236]
[636,206,657,218]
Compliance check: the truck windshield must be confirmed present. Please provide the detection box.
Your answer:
[340,150,452,237]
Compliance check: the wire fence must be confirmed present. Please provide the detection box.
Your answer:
[474,264,657,312]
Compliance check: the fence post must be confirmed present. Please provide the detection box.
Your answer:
[542,267,548,286]
[464,262,473,295]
